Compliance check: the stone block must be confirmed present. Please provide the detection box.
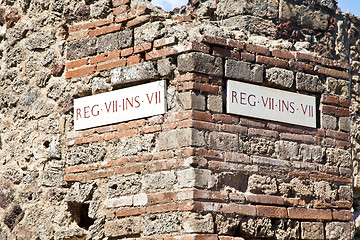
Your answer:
[314,181,337,201]
[133,193,148,206]
[141,170,177,191]
[299,144,323,162]
[41,161,65,187]
[216,0,278,19]
[338,185,352,201]
[67,37,97,60]
[67,145,106,166]
[64,182,96,203]
[225,59,263,83]
[158,128,205,150]
[266,67,294,88]
[104,217,142,237]
[177,168,216,189]
[157,58,174,77]
[325,222,353,240]
[178,52,223,77]
[222,15,277,36]
[182,212,214,233]
[98,30,133,53]
[326,148,351,168]
[143,213,180,235]
[178,91,206,110]
[296,72,324,93]
[275,140,299,160]
[209,131,239,151]
[301,222,324,239]
[111,62,158,86]
[321,114,337,130]
[24,30,55,51]
[247,174,278,195]
[107,174,141,197]
[339,117,350,132]
[326,77,349,98]
[207,94,223,112]
[134,21,164,46]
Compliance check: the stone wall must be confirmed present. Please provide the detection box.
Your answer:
[0,0,359,239]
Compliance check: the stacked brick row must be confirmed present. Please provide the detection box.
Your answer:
[64,0,353,237]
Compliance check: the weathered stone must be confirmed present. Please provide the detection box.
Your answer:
[28,100,54,119]
[217,172,248,192]
[34,71,51,87]
[67,37,97,60]
[209,131,239,151]
[266,67,294,88]
[48,135,61,160]
[178,52,223,77]
[275,140,299,160]
[299,144,323,162]
[86,218,105,240]
[215,214,241,235]
[157,58,174,77]
[6,23,26,46]
[111,62,158,86]
[239,217,274,238]
[314,181,337,201]
[4,204,24,230]
[24,30,55,50]
[326,148,351,168]
[240,137,275,155]
[178,91,206,110]
[247,174,278,195]
[42,161,65,187]
[107,174,141,197]
[207,94,223,112]
[301,222,324,240]
[90,0,111,18]
[116,135,155,156]
[222,15,277,36]
[134,21,164,46]
[326,77,349,97]
[322,114,337,130]
[158,128,205,150]
[67,145,106,165]
[6,47,23,67]
[216,0,278,19]
[20,87,38,106]
[0,184,15,209]
[54,227,85,240]
[296,72,324,93]
[177,168,216,189]
[92,77,112,94]
[143,213,180,235]
[42,49,55,66]
[339,185,352,201]
[225,59,264,83]
[182,212,214,233]
[98,30,133,53]
[64,182,96,203]
[274,219,300,239]
[141,170,177,191]
[339,117,350,132]
[279,178,314,198]
[325,222,353,240]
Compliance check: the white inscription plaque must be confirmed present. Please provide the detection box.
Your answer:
[74,80,166,130]
[227,80,317,128]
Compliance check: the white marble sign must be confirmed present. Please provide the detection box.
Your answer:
[74,80,166,130]
[227,80,317,128]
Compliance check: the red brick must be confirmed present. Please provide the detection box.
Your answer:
[200,35,227,46]
[241,52,255,62]
[332,209,352,221]
[289,60,313,72]
[213,46,232,58]
[321,105,349,117]
[121,47,134,57]
[133,43,152,53]
[101,158,129,168]
[287,207,332,220]
[192,111,212,122]
[315,66,349,79]
[219,124,247,134]
[113,5,130,15]
[256,55,288,68]
[66,58,89,70]
[280,133,315,144]
[146,159,182,172]
[176,82,220,94]
[248,128,279,138]
[118,119,146,130]
[64,173,84,182]
[65,65,96,79]
[240,118,266,128]
[257,205,288,218]
[90,50,121,64]
[68,30,89,40]
[227,39,244,50]
[246,194,285,205]
[141,125,162,134]
[65,164,99,174]
[147,192,178,205]
[89,23,122,37]
[146,202,178,214]
[336,140,350,148]
[332,201,352,209]
[224,152,251,164]
[97,59,126,71]
[146,47,178,60]
[127,15,150,28]
[112,0,130,7]
[185,42,211,53]
[219,237,245,240]
[213,114,239,124]
[296,52,319,63]
[193,189,228,202]
[69,18,114,33]
[245,43,270,56]
[309,173,351,183]
[83,170,113,181]
[195,148,223,159]
[116,207,146,217]
[152,150,175,160]
[112,163,145,176]
[340,98,350,107]
[271,49,295,59]
[154,37,177,48]
[325,130,349,141]
[127,54,141,65]
[179,120,218,131]
[321,95,339,105]
[104,129,138,141]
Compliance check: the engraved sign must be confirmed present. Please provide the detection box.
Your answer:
[227,80,317,128]
[74,80,166,130]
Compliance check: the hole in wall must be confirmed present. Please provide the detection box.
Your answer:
[68,203,95,230]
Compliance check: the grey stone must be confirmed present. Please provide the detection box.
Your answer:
[299,144,323,162]
[325,222,353,240]
[301,222,324,240]
[48,135,61,160]
[207,94,223,112]
[177,168,216,189]
[158,128,205,150]
[143,213,180,235]
[116,135,155,156]
[90,0,111,18]
[222,15,277,36]
[92,77,112,94]
[247,174,278,195]
[182,212,214,233]
[274,219,300,239]
[225,59,264,83]
[215,214,241,235]
[314,181,337,201]
[239,217,274,238]
[67,145,106,165]
[67,37,97,60]
[42,161,65,187]
[29,100,55,119]
[216,0,278,19]
[4,204,24,230]
[98,30,132,53]
[24,29,55,50]
[157,58,174,77]
[34,71,51,87]
[6,23,26,46]
[319,0,336,10]
[111,62,158,86]
[326,77,349,98]
[296,72,324,93]
[326,148,351,168]
[275,140,299,160]
[141,170,177,191]
[65,182,96,203]
[209,131,239,151]
[47,78,67,100]
[134,21,164,46]
[266,67,294,88]
[178,52,223,77]
[86,218,105,240]
[239,137,275,155]
[321,114,337,130]
[54,227,85,240]
[338,185,353,201]
[108,174,141,197]
[339,117,350,132]
[20,87,38,106]
[178,91,206,110]
[6,47,23,67]
[41,49,55,66]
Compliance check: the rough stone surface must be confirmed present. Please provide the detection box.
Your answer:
[325,222,353,240]
[177,168,216,189]
[266,67,294,88]
[247,175,278,195]
[301,222,324,240]
[98,30,133,53]
[104,217,142,237]
[296,72,324,93]
[225,59,264,83]
[67,37,97,60]
[111,62,158,86]
[178,52,223,76]
[182,212,214,233]
[143,213,180,235]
